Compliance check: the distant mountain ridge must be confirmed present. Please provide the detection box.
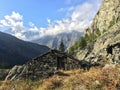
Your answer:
[0,31,49,68]
[32,31,83,50]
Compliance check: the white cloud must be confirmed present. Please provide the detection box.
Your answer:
[71,3,95,21]
[29,22,39,31]
[14,32,26,40]
[0,11,26,39]
[29,22,35,27]
[37,0,101,38]
[47,18,51,24]
[0,0,101,41]
[0,11,23,27]
[7,11,22,21]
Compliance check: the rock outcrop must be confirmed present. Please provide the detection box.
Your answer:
[0,69,9,80]
[85,0,120,34]
[76,0,120,66]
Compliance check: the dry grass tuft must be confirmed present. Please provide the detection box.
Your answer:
[38,65,120,90]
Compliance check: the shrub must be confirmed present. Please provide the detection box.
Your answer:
[108,16,115,28]
[116,16,120,22]
[68,36,87,55]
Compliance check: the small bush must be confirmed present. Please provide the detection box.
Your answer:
[116,16,120,22]
[108,16,115,28]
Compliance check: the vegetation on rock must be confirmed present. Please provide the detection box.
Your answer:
[108,16,116,28]
[68,29,101,55]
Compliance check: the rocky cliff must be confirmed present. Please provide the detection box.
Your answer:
[76,0,120,66]
[85,0,120,34]
[76,22,120,64]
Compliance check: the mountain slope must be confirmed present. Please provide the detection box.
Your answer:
[0,31,49,68]
[32,31,83,50]
[74,0,120,65]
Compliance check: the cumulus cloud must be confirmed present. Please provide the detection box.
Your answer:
[0,12,23,27]
[37,0,101,37]
[29,22,39,31]
[0,0,101,41]
[0,11,26,39]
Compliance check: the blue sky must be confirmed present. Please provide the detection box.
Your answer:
[0,0,86,27]
[0,0,102,40]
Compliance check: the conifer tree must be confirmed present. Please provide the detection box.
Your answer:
[59,41,65,52]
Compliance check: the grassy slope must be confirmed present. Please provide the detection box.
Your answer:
[0,65,120,90]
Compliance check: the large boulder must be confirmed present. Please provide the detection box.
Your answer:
[0,69,9,80]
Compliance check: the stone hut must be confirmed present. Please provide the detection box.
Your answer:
[5,49,81,80]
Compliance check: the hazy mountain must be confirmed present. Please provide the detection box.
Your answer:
[32,31,83,50]
[0,31,49,68]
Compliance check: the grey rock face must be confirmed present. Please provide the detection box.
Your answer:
[5,65,27,80]
[93,22,120,54]
[0,69,9,80]
[77,22,120,66]
[76,0,120,66]
[85,0,120,34]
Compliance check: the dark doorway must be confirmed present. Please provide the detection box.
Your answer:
[107,46,113,54]
[57,56,65,70]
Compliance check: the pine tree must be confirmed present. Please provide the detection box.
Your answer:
[59,41,65,52]
[80,37,87,49]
